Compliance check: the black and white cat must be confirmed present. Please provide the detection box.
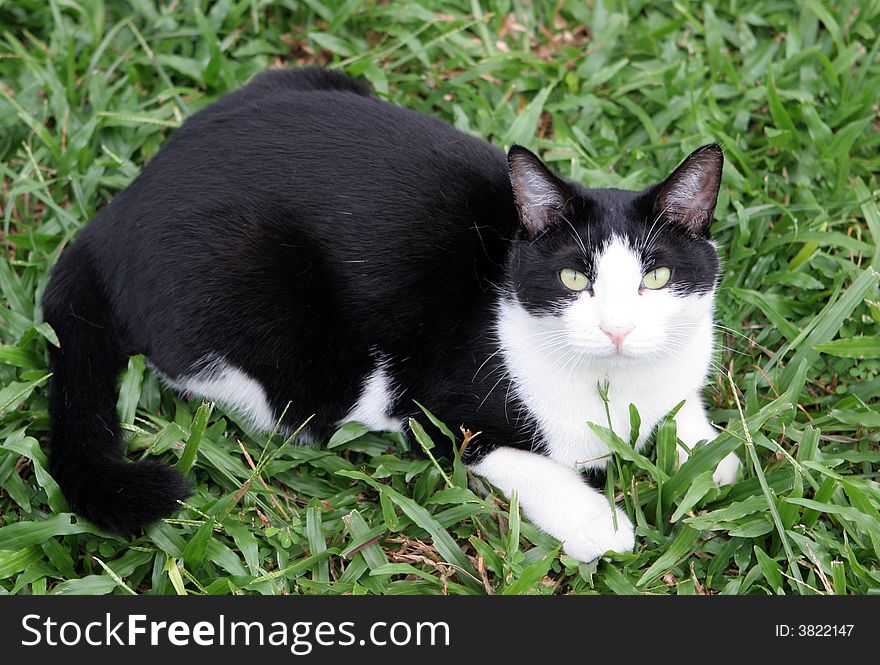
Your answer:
[43,67,740,562]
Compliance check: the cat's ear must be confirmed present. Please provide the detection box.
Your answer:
[508,145,569,237]
[654,144,723,235]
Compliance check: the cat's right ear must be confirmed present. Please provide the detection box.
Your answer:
[508,145,569,237]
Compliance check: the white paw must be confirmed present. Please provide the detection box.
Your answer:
[713,452,741,486]
[561,507,635,563]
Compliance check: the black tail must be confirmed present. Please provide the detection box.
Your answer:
[43,244,190,534]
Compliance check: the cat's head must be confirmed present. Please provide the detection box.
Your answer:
[503,144,723,364]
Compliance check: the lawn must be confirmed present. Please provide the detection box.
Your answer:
[0,0,878,596]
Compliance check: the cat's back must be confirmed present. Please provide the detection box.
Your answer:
[87,68,513,253]
[69,69,517,373]
[144,68,507,206]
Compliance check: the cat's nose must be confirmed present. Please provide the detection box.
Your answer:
[600,323,633,347]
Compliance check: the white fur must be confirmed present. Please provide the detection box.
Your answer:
[159,355,405,440]
[472,447,634,562]
[160,356,278,431]
[474,237,740,561]
[341,361,403,432]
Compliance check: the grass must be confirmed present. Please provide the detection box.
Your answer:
[0,0,879,596]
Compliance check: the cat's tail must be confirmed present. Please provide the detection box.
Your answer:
[42,243,190,534]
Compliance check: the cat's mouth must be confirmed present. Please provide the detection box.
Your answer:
[563,340,641,362]
[604,344,637,360]
[579,337,667,363]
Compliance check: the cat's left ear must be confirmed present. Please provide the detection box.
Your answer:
[508,145,570,237]
[653,144,723,235]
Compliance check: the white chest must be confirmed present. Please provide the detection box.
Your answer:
[515,365,692,469]
[496,300,714,470]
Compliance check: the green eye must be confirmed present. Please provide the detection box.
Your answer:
[643,266,671,290]
[559,268,590,292]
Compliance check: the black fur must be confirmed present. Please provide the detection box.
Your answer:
[42,67,723,533]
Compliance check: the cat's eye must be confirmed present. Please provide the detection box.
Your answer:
[559,268,590,292]
[642,266,671,290]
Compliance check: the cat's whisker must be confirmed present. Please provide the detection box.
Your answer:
[531,336,576,351]
[521,328,569,339]
[714,344,752,358]
[639,205,673,257]
[472,347,504,381]
[477,370,513,412]
[560,213,589,262]
[533,338,575,352]
[711,324,775,355]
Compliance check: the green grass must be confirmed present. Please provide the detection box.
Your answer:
[1,0,879,596]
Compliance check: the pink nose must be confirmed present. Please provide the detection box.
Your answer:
[600,324,633,347]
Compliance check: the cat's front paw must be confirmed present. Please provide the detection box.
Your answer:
[562,507,635,563]
[713,452,741,486]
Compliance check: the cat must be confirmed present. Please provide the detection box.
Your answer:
[43,66,741,562]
